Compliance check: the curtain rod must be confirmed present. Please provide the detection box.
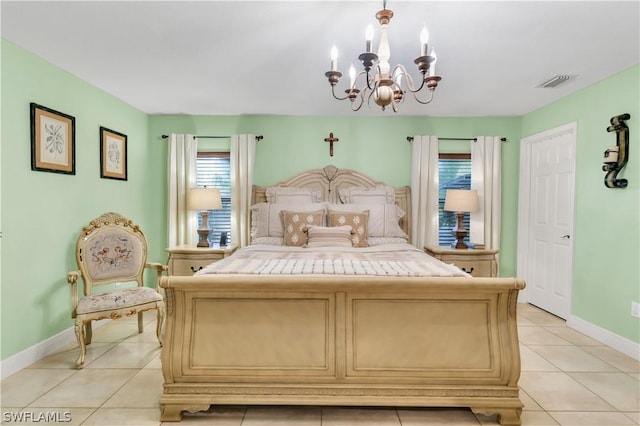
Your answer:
[406,136,507,142]
[161,134,263,141]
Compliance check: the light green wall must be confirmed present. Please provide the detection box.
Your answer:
[522,64,640,343]
[2,39,638,363]
[1,40,166,359]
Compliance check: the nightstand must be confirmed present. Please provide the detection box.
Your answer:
[424,246,499,277]
[166,245,238,276]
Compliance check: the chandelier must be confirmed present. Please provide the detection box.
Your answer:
[325,0,441,112]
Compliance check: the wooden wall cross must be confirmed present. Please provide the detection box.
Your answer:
[324,132,339,157]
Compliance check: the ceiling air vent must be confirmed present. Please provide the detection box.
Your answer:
[537,75,573,88]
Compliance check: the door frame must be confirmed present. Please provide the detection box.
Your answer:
[516,121,577,310]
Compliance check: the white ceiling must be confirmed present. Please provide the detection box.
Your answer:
[2,1,639,117]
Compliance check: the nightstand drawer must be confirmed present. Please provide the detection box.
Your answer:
[167,245,238,276]
[424,246,499,278]
[444,259,491,277]
[169,257,220,276]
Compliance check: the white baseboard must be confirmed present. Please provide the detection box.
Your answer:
[517,295,639,361]
[0,320,108,380]
[568,314,640,361]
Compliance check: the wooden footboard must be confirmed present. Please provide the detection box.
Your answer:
[159,275,525,425]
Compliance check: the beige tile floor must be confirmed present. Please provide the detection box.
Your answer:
[1,304,638,425]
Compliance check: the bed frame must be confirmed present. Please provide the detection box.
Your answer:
[159,165,525,425]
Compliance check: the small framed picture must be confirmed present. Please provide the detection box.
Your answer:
[100,127,127,181]
[30,103,76,174]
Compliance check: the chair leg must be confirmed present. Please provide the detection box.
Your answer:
[85,322,93,345]
[138,311,144,333]
[74,321,87,369]
[156,305,165,347]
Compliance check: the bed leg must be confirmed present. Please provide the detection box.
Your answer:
[496,408,522,426]
[472,407,522,426]
[159,404,184,422]
[160,403,211,422]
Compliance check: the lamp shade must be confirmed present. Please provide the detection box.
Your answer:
[444,189,478,213]
[188,187,222,211]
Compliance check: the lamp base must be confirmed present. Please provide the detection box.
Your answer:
[451,212,469,249]
[451,231,469,249]
[196,229,211,248]
[196,210,211,248]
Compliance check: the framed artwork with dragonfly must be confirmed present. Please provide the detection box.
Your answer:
[30,103,76,175]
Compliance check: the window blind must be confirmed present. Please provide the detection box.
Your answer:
[438,154,472,247]
[196,152,232,246]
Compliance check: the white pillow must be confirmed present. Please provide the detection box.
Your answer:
[327,203,407,238]
[251,202,325,238]
[338,185,395,204]
[265,186,322,203]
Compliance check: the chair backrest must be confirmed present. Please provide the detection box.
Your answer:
[76,212,148,296]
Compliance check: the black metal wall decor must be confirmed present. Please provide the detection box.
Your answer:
[603,113,631,188]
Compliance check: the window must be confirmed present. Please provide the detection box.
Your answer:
[438,153,471,247]
[195,152,232,246]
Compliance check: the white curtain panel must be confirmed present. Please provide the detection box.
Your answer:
[410,135,439,249]
[231,134,257,248]
[167,134,198,247]
[470,136,502,250]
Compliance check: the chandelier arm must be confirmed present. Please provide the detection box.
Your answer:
[366,85,377,108]
[391,64,427,94]
[352,70,370,92]
[365,69,376,91]
[406,78,427,93]
[402,73,427,94]
[411,88,436,105]
[365,64,385,91]
[330,85,351,101]
[350,90,366,111]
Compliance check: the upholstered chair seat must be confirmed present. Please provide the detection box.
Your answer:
[76,287,163,315]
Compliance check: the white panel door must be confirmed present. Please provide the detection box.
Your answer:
[518,123,577,319]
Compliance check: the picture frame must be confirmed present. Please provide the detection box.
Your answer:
[30,103,76,175]
[100,126,128,181]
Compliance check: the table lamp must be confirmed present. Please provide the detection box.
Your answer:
[188,187,222,248]
[443,189,478,249]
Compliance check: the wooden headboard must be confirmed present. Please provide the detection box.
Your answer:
[252,165,412,240]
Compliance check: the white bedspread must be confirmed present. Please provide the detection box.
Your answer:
[195,243,469,278]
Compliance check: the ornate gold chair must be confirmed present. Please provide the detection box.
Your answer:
[67,212,166,368]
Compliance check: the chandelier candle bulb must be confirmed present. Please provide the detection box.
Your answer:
[429,49,437,76]
[366,24,374,53]
[330,46,338,71]
[349,65,356,87]
[420,26,429,57]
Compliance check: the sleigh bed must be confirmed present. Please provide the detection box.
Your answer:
[159,165,525,425]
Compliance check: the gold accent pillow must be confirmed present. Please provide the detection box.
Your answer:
[329,210,369,247]
[281,210,325,246]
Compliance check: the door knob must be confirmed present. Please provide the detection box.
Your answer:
[561,234,571,239]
